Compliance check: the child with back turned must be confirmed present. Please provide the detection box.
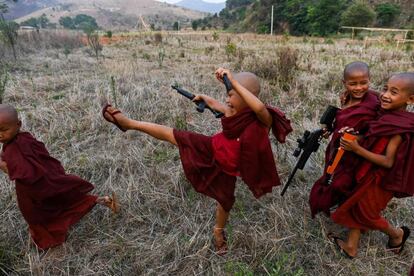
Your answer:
[0,105,119,250]
[102,68,292,255]
[309,61,380,216]
[328,72,414,258]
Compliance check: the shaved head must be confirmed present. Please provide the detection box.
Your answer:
[343,61,370,80]
[0,104,18,123]
[390,72,414,95]
[234,72,260,96]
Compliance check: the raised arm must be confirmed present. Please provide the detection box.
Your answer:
[216,68,272,128]
[340,134,402,169]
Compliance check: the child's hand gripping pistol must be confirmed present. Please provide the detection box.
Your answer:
[325,132,357,184]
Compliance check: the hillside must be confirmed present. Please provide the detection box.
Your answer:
[175,0,225,14]
[197,0,413,35]
[6,0,207,30]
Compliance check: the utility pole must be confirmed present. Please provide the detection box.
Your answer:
[270,5,274,35]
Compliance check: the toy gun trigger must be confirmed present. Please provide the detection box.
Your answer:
[196,101,206,113]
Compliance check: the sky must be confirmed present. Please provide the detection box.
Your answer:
[158,0,225,3]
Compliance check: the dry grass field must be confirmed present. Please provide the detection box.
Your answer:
[0,30,413,275]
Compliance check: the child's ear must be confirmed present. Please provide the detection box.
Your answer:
[17,120,22,127]
[408,94,414,105]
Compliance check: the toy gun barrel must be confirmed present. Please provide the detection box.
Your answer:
[171,85,224,118]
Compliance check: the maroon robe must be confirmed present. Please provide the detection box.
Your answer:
[309,90,379,217]
[331,110,414,230]
[174,107,292,212]
[2,132,97,249]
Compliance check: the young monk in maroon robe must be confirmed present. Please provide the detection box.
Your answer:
[0,104,119,250]
[102,68,292,255]
[309,61,380,217]
[328,72,414,258]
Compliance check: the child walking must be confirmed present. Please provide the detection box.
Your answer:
[0,104,119,250]
[328,72,414,258]
[102,68,292,254]
[309,61,380,216]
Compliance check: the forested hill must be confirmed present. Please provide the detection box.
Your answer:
[194,0,413,35]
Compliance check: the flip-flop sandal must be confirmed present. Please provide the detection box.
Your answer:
[102,104,127,132]
[387,226,410,254]
[327,233,354,259]
[213,228,228,256]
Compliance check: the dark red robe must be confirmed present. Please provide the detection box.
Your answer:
[331,110,414,230]
[2,132,97,249]
[174,107,292,212]
[309,90,379,217]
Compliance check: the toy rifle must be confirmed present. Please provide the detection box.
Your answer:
[171,74,232,118]
[281,105,339,196]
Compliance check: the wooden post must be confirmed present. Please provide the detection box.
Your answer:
[270,5,274,36]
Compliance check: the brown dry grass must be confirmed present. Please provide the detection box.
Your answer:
[0,31,413,275]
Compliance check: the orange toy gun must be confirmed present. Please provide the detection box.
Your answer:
[325,132,357,184]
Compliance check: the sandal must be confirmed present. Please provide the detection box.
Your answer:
[98,192,120,214]
[387,226,410,254]
[102,103,127,132]
[327,233,354,259]
[213,227,228,256]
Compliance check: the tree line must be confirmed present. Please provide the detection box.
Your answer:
[192,0,411,36]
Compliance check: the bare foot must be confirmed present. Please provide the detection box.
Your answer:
[102,104,131,131]
[97,192,120,213]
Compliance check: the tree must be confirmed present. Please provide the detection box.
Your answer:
[74,14,98,29]
[375,3,400,27]
[21,17,39,28]
[59,16,75,29]
[173,21,180,31]
[39,13,49,28]
[306,0,347,36]
[191,20,198,31]
[341,2,376,27]
[283,0,310,35]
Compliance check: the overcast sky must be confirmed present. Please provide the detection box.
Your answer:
[158,0,225,3]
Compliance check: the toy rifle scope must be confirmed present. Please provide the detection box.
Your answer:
[171,74,233,118]
[281,105,339,196]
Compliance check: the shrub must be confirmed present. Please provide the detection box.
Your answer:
[225,42,237,60]
[341,2,376,28]
[375,3,400,27]
[86,31,102,59]
[0,66,8,103]
[153,32,162,45]
[212,31,219,41]
[105,30,113,39]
